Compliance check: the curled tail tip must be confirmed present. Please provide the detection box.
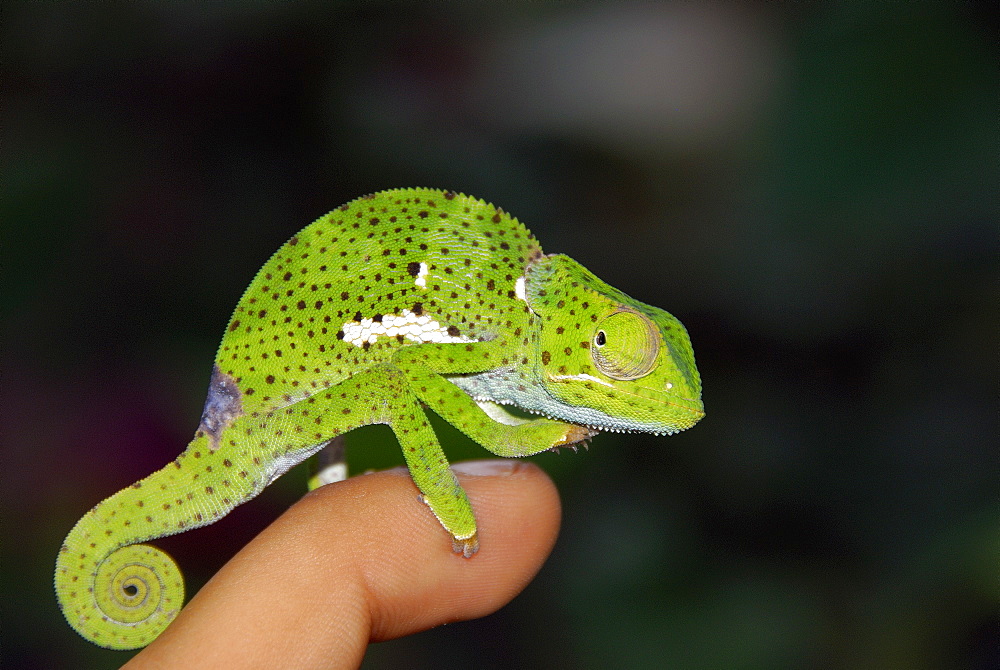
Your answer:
[55,542,185,650]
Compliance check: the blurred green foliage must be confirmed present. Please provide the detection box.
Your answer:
[2,2,996,669]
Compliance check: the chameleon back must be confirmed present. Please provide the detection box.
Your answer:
[217,189,544,416]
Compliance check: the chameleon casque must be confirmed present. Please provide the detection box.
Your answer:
[55,188,704,649]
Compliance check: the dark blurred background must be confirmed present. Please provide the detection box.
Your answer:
[3,3,997,669]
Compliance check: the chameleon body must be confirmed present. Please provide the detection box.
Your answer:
[55,188,703,649]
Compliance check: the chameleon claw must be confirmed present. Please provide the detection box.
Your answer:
[557,424,598,447]
[552,424,600,451]
[452,532,479,558]
[548,424,597,454]
[548,435,594,454]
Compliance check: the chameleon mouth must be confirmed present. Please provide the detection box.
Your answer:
[548,372,703,414]
[663,395,705,416]
[513,393,704,436]
[626,381,704,417]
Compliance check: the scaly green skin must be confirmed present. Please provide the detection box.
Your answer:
[55,188,704,649]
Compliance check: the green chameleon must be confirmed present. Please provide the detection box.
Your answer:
[55,188,704,649]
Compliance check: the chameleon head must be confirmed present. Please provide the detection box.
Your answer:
[524,254,704,435]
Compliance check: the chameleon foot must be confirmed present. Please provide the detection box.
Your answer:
[452,532,480,558]
[557,424,599,448]
[548,438,592,454]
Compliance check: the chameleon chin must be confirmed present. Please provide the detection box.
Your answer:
[55,188,703,649]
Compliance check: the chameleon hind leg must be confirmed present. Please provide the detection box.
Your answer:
[306,436,347,491]
[393,340,596,458]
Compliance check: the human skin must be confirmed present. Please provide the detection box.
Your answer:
[122,459,561,669]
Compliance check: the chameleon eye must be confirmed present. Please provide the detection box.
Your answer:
[591,309,660,380]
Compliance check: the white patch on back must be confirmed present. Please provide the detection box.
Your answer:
[414,262,429,288]
[514,276,526,301]
[341,309,471,348]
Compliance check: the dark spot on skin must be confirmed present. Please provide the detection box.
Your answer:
[228,319,241,332]
[198,366,245,452]
[542,351,551,365]
[407,261,421,276]
[447,325,460,337]
[412,302,423,316]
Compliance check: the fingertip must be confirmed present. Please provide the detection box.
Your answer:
[451,458,526,476]
[453,459,562,567]
[358,459,563,639]
[127,459,562,668]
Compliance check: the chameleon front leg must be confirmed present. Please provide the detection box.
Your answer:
[382,383,481,557]
[268,365,481,556]
[393,340,595,458]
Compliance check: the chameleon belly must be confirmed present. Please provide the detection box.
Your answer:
[55,188,703,649]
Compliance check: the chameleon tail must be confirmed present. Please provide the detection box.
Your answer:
[55,526,183,650]
[54,434,257,649]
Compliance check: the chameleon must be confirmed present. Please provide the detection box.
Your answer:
[55,187,704,650]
